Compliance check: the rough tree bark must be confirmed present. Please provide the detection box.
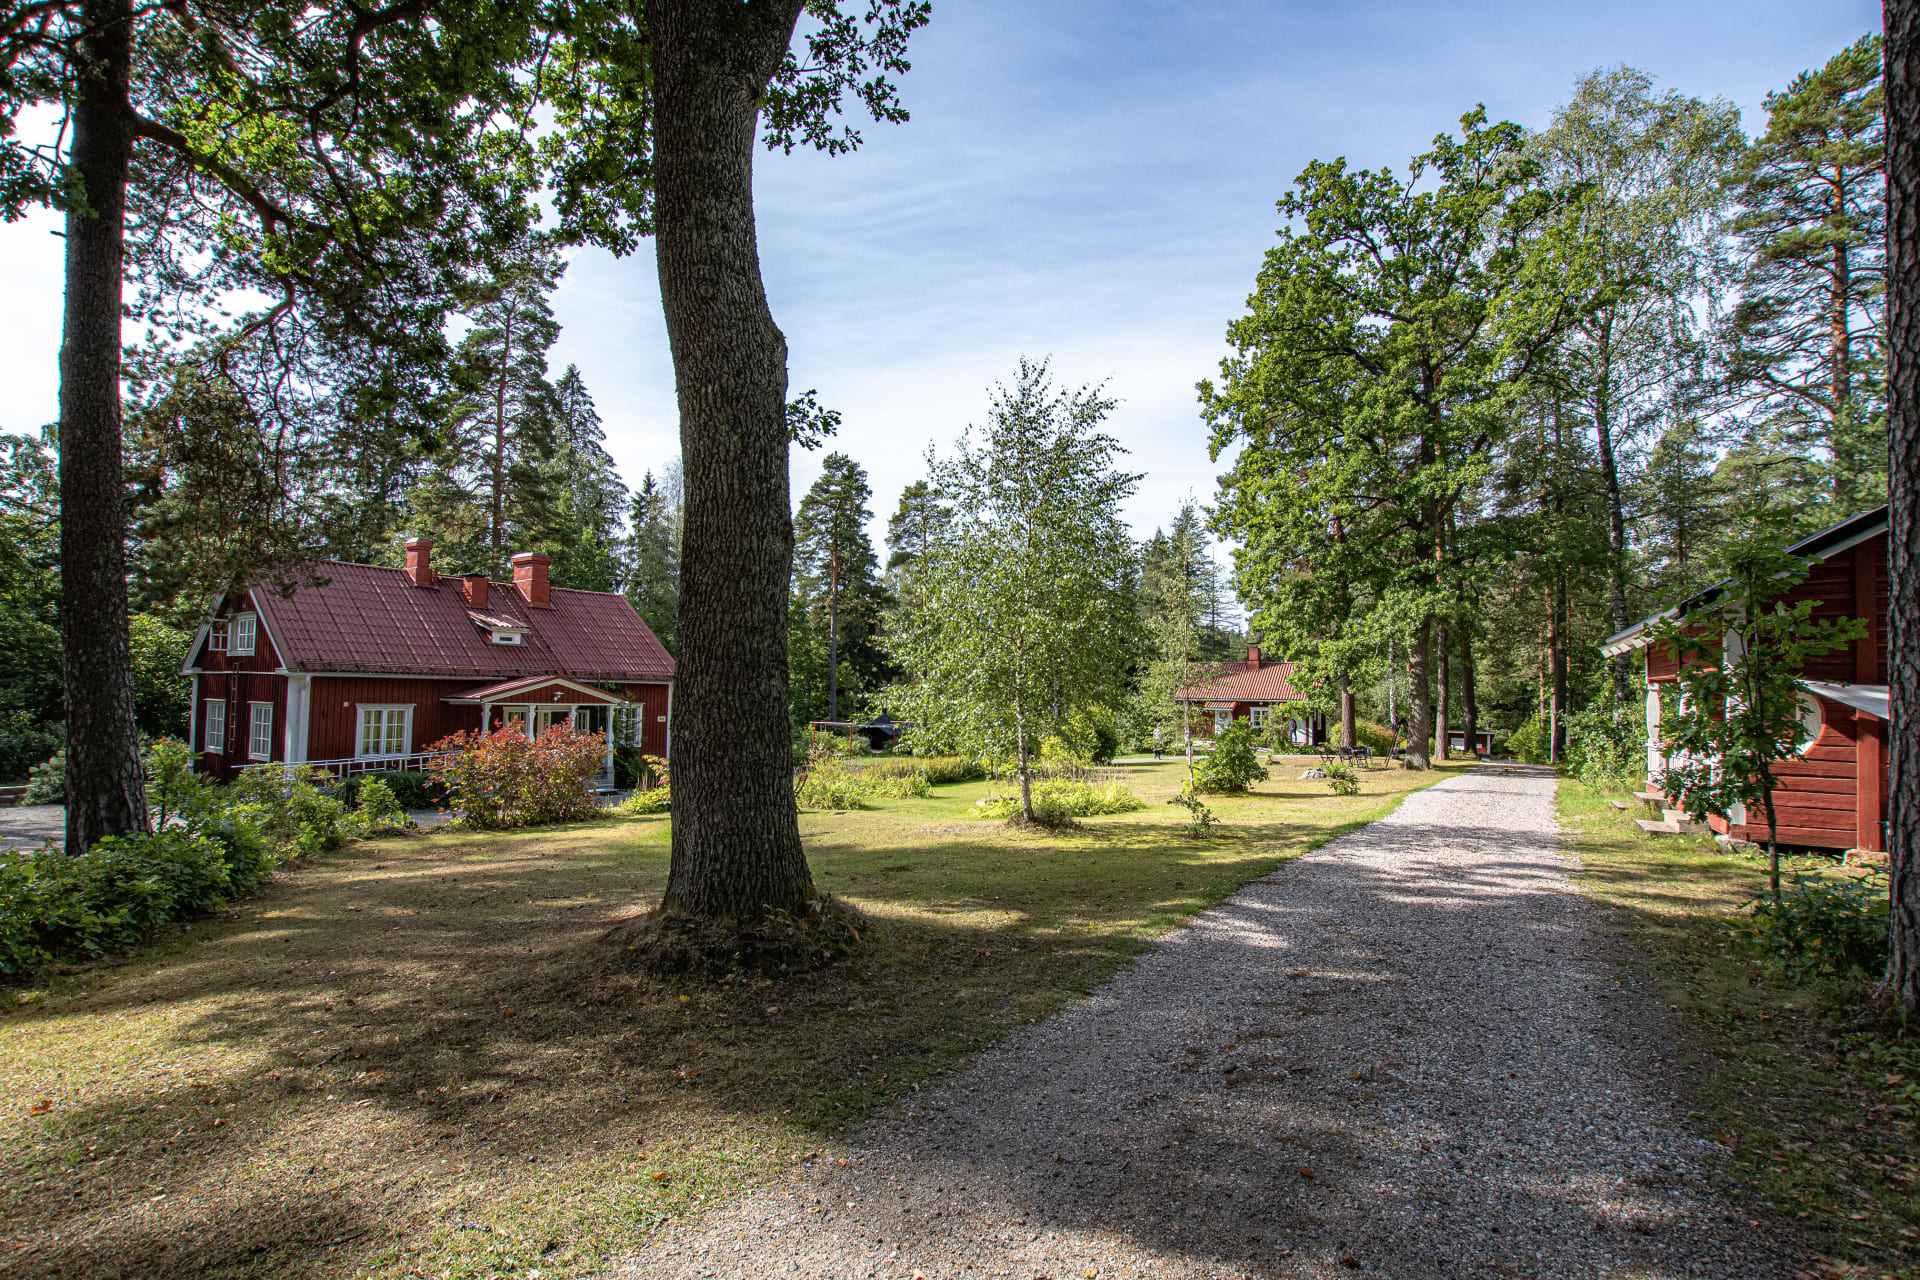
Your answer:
[1551,572,1571,762]
[1339,671,1356,750]
[654,0,815,920]
[1885,0,1920,1011]
[1405,619,1433,769]
[1435,620,1451,761]
[59,0,149,853]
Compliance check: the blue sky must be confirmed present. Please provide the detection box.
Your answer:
[0,0,1879,562]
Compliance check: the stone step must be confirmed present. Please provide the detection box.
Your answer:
[1634,817,1682,835]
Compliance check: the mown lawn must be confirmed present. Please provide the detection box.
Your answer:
[1559,779,1920,1280]
[1,757,1466,1280]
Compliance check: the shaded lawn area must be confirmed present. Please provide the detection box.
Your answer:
[1,758,1467,1280]
[1558,780,1920,1280]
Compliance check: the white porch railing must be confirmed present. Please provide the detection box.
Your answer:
[241,751,454,780]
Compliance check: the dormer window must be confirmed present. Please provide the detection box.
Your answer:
[468,609,528,645]
[491,629,524,645]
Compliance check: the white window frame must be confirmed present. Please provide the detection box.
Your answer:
[356,704,414,760]
[1249,706,1270,729]
[203,699,226,754]
[208,620,229,653]
[230,613,257,656]
[489,629,524,645]
[247,702,273,761]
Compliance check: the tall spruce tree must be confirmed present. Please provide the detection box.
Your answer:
[1726,35,1888,516]
[884,479,949,605]
[625,466,683,653]
[793,453,884,723]
[548,365,629,591]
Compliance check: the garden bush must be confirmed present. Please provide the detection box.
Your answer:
[972,779,1145,822]
[916,756,988,785]
[794,760,873,810]
[228,763,354,855]
[429,723,608,829]
[351,779,410,835]
[854,759,934,798]
[1322,761,1360,796]
[0,713,61,789]
[1742,869,1890,982]
[1041,707,1120,765]
[336,768,448,812]
[1352,720,1398,756]
[1193,720,1268,793]
[1565,698,1646,789]
[1,830,233,974]
[145,739,277,892]
[619,755,672,815]
[1505,715,1551,764]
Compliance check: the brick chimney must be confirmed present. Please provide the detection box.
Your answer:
[404,537,435,587]
[463,574,488,609]
[511,552,551,608]
[1247,645,1262,669]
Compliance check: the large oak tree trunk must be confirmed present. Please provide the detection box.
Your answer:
[1405,619,1433,769]
[654,0,815,920]
[1885,0,1920,1012]
[60,0,148,854]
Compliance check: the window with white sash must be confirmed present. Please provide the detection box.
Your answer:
[230,613,257,656]
[204,699,226,753]
[208,620,228,652]
[247,702,273,761]
[357,705,412,759]
[1249,706,1270,729]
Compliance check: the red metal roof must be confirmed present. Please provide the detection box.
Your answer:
[243,561,675,682]
[1178,659,1305,703]
[446,676,626,704]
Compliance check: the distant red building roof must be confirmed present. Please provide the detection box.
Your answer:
[1177,648,1306,703]
[238,560,674,682]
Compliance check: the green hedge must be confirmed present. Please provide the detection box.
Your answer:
[335,769,448,811]
[1,831,242,974]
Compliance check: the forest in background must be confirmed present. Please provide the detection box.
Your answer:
[0,34,1884,782]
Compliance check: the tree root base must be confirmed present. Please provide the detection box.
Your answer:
[595,895,869,980]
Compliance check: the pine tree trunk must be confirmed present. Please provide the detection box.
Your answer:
[1551,572,1571,762]
[60,0,148,854]
[1885,0,1920,1013]
[1340,671,1355,750]
[1435,621,1450,760]
[1461,629,1479,760]
[654,0,814,920]
[1406,620,1432,769]
[826,571,840,723]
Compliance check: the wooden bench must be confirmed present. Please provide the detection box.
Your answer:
[0,785,25,808]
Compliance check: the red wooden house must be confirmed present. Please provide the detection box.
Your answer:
[184,539,675,786]
[1600,505,1888,852]
[1176,647,1321,742]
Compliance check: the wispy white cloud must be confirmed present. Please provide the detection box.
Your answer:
[0,0,1877,577]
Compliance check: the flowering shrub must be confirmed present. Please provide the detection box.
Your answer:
[429,723,608,829]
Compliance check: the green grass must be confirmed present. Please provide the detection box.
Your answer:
[1559,779,1920,1280]
[1,757,1468,1280]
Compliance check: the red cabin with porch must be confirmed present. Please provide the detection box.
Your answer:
[1601,506,1888,853]
[184,539,674,786]
[1176,647,1323,742]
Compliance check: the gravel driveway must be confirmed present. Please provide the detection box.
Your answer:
[618,764,1800,1279]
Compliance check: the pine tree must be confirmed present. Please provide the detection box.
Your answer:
[1635,419,1728,601]
[433,234,566,578]
[1726,34,1887,516]
[793,453,885,723]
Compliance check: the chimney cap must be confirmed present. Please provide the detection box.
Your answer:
[405,536,432,548]
[510,551,551,566]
